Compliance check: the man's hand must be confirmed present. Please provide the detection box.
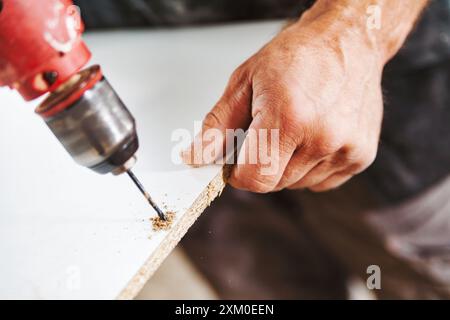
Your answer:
[182,0,428,193]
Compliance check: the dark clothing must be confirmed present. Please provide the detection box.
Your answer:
[372,60,450,203]
[183,175,450,299]
[376,0,450,202]
[75,0,315,28]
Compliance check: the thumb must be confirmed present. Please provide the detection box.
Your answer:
[181,68,252,165]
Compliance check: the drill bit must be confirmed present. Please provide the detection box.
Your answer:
[126,169,166,221]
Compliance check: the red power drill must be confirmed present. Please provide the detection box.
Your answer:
[0,0,165,219]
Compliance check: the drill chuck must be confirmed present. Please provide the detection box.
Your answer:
[36,65,139,175]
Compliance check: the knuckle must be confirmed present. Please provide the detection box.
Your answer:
[281,103,303,127]
[308,173,352,193]
[338,136,379,172]
[287,171,319,189]
[253,82,291,111]
[229,66,247,86]
[233,167,277,193]
[287,181,306,190]
[349,145,378,172]
[203,109,223,130]
[248,172,277,193]
[253,90,280,113]
[269,101,313,147]
[248,180,274,193]
[309,179,342,192]
[315,130,344,156]
[363,147,378,166]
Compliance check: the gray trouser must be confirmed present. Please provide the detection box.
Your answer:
[182,174,450,299]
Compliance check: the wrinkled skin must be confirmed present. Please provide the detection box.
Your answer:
[182,2,422,193]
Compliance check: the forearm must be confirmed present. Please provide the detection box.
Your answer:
[296,0,429,64]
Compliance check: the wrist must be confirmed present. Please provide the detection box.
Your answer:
[295,0,428,66]
[290,4,386,70]
[295,0,418,67]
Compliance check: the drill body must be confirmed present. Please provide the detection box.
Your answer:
[0,0,139,175]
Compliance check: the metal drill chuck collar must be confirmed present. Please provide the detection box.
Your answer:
[36,65,139,175]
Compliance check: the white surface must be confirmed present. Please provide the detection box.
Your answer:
[0,21,282,299]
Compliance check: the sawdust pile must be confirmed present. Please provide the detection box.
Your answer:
[151,211,175,231]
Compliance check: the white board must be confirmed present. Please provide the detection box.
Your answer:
[0,21,282,299]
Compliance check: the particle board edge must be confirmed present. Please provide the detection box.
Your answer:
[116,166,230,300]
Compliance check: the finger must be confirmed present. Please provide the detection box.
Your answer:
[274,148,319,191]
[286,159,336,190]
[307,153,374,192]
[308,171,354,192]
[181,67,252,165]
[286,145,352,190]
[229,110,296,193]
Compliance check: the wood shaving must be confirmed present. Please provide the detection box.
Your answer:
[118,167,228,299]
[150,211,175,231]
